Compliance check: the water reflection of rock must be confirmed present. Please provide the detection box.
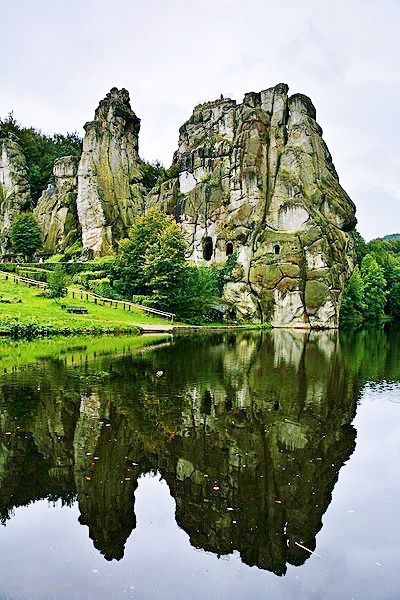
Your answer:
[1,329,396,573]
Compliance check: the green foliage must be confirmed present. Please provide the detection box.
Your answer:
[47,265,68,298]
[383,257,400,320]
[142,220,188,309]
[110,208,217,321]
[140,160,180,191]
[340,266,364,325]
[141,160,167,191]
[350,230,368,265]
[0,263,17,273]
[110,208,173,297]
[10,214,42,259]
[213,250,238,295]
[382,233,400,241]
[16,266,49,282]
[360,254,387,321]
[64,242,83,258]
[44,254,65,263]
[171,266,219,324]
[0,113,82,203]
[342,234,400,325]
[0,316,58,339]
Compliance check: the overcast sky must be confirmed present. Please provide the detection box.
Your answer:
[1,0,399,240]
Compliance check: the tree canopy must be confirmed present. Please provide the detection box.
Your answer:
[10,214,42,260]
[109,208,218,321]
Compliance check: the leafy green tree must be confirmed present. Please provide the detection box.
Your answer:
[142,220,188,311]
[340,266,364,325]
[141,160,167,191]
[111,208,172,297]
[47,265,68,298]
[360,254,387,321]
[174,266,219,323]
[350,230,368,266]
[110,208,217,321]
[10,214,42,260]
[385,258,400,319]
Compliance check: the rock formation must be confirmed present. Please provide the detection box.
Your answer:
[34,155,81,252]
[148,83,357,328]
[0,133,31,253]
[76,87,145,255]
[0,84,357,327]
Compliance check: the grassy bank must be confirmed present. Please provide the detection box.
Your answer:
[0,279,170,337]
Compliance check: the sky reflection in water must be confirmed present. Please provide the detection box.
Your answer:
[0,328,399,599]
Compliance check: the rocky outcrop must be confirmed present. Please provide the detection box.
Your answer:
[76,88,145,255]
[0,133,31,253]
[34,156,80,252]
[148,84,357,328]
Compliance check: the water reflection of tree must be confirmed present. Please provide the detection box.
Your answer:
[0,328,398,573]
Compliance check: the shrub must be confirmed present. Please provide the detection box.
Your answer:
[64,242,83,258]
[47,265,68,298]
[16,266,49,282]
[10,214,42,260]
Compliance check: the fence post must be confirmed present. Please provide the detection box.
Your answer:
[72,291,75,299]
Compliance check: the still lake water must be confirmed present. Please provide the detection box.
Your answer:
[0,328,399,600]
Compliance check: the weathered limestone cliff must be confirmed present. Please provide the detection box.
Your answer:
[34,156,80,252]
[76,88,145,255]
[0,133,31,253]
[148,83,357,328]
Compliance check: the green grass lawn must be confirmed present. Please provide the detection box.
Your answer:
[0,278,171,335]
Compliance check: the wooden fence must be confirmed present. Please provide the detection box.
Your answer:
[0,271,175,322]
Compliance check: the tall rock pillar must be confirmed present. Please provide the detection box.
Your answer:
[76,88,145,255]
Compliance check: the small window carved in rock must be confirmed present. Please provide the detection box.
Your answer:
[203,236,213,261]
[226,241,234,256]
[274,244,281,255]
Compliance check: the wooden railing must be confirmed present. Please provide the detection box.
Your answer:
[0,271,175,322]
